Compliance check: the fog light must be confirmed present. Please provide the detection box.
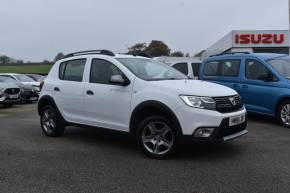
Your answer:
[194,128,215,138]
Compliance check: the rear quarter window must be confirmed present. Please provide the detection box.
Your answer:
[204,61,219,76]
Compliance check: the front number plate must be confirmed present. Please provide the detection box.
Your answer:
[229,114,246,126]
[9,95,18,99]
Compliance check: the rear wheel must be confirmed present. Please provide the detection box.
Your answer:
[40,105,65,136]
[137,115,179,159]
[3,103,13,107]
[278,100,290,128]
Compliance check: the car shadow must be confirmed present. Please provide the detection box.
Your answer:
[63,126,245,160]
[247,112,280,127]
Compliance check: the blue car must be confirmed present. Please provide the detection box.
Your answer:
[199,52,290,128]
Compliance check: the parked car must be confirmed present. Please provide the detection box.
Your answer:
[38,50,247,158]
[26,74,46,82]
[0,76,39,103]
[0,81,21,107]
[0,73,40,92]
[199,52,290,128]
[154,56,201,79]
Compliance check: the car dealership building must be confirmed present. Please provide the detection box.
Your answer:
[203,30,290,58]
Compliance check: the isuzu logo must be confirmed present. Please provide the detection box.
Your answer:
[229,97,236,106]
[235,34,284,44]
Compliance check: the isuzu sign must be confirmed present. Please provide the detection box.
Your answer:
[235,34,284,44]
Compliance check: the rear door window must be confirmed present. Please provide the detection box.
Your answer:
[59,59,86,82]
[204,60,240,77]
[220,60,240,76]
[172,63,188,75]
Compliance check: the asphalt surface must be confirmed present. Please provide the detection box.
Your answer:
[0,104,290,193]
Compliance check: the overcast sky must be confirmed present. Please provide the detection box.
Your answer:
[0,0,288,61]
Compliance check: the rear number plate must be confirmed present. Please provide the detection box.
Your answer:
[229,114,245,126]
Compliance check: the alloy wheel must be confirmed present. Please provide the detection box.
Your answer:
[41,109,56,134]
[281,104,290,126]
[142,121,174,155]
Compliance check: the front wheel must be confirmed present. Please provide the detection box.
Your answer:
[278,100,290,128]
[137,115,179,159]
[40,105,66,137]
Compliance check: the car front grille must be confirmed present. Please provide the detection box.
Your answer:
[214,95,243,113]
[5,88,21,95]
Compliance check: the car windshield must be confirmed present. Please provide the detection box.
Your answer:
[267,57,290,79]
[14,74,36,82]
[116,58,188,81]
[0,76,18,83]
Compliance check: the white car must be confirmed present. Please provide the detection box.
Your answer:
[38,50,247,158]
[0,73,40,91]
[0,82,21,106]
[154,56,201,79]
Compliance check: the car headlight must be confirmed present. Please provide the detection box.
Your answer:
[180,95,216,110]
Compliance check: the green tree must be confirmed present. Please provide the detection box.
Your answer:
[54,52,65,62]
[145,40,170,57]
[0,55,10,64]
[194,50,206,59]
[171,51,184,57]
[127,43,147,55]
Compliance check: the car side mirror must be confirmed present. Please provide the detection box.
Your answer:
[258,73,275,82]
[110,75,130,86]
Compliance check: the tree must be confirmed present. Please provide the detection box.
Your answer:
[194,50,206,59]
[54,52,65,62]
[43,59,50,64]
[171,51,184,57]
[16,60,24,64]
[0,55,10,64]
[127,43,147,55]
[145,40,170,57]
[185,53,190,57]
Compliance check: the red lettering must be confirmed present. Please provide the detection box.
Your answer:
[251,34,262,44]
[262,34,272,44]
[235,34,239,44]
[274,34,284,44]
[235,33,285,44]
[239,34,250,44]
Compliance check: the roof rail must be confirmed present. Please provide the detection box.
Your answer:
[63,50,115,58]
[210,52,251,57]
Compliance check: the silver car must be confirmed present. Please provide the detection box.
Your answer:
[0,82,21,107]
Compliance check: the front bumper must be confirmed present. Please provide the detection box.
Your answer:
[0,95,20,104]
[20,91,39,101]
[189,117,248,142]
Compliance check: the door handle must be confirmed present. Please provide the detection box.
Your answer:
[54,87,60,92]
[87,90,94,96]
[241,85,248,89]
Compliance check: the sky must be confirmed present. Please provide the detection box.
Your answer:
[0,0,289,61]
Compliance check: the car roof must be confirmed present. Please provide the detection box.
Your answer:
[205,53,288,61]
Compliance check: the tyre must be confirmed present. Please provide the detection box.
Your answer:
[137,115,179,159]
[3,103,13,107]
[278,100,290,128]
[40,105,66,137]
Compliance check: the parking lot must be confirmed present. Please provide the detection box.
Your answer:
[0,104,290,193]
